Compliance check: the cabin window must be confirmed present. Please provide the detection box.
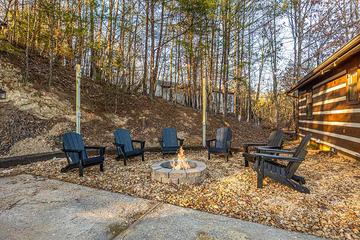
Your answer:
[347,70,359,103]
[306,91,313,119]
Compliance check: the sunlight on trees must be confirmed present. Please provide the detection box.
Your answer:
[1,0,359,128]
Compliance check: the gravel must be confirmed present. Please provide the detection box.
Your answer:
[1,148,359,240]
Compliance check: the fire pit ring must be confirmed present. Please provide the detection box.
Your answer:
[151,160,206,185]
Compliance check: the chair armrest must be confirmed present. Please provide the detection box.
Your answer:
[132,140,145,149]
[206,139,216,148]
[253,153,303,162]
[62,149,82,153]
[258,146,281,149]
[85,146,106,156]
[256,147,296,154]
[243,143,267,153]
[113,143,124,147]
[243,143,267,147]
[85,146,105,150]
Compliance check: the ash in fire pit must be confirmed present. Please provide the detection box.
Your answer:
[151,147,206,184]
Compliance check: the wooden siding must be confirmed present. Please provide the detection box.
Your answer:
[299,124,360,142]
[300,112,360,123]
[298,128,360,156]
[299,133,360,158]
[297,52,360,159]
[299,120,360,128]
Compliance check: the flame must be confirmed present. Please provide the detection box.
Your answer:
[171,146,191,170]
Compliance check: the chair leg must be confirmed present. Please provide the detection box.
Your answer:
[257,174,263,188]
[61,164,72,173]
[100,163,104,172]
[244,146,250,167]
[141,153,144,162]
[244,159,249,167]
[123,157,127,166]
[257,159,264,188]
[296,185,310,194]
[226,153,229,162]
[292,175,305,184]
[285,179,310,194]
[208,152,210,160]
[253,159,259,170]
[79,165,84,177]
[243,153,252,167]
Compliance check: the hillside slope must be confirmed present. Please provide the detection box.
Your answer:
[0,39,270,157]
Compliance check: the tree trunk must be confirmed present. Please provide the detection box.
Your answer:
[142,0,150,95]
[149,0,155,98]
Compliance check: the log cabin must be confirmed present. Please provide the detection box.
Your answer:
[288,33,360,159]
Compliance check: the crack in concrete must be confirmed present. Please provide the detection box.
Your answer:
[111,201,163,240]
[2,198,24,212]
[3,199,69,211]
[29,188,40,197]
[0,184,60,214]
[19,200,70,207]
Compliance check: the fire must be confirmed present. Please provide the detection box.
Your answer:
[171,146,191,170]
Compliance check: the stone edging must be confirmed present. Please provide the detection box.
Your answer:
[151,160,207,184]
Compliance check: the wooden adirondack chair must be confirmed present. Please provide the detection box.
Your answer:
[61,132,106,177]
[252,134,312,193]
[206,127,232,161]
[159,128,184,156]
[114,129,145,166]
[243,130,284,167]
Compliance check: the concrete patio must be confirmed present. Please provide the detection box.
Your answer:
[0,174,324,240]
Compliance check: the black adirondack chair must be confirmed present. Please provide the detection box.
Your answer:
[159,128,184,156]
[206,127,232,161]
[242,130,284,167]
[252,134,312,193]
[61,132,105,177]
[114,129,145,166]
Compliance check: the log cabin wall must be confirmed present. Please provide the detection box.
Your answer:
[297,51,360,159]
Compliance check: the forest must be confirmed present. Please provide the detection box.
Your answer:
[1,0,359,127]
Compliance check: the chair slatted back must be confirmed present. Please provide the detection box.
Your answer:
[63,132,87,165]
[114,129,134,153]
[162,128,178,147]
[267,130,284,148]
[215,127,232,149]
[286,134,312,178]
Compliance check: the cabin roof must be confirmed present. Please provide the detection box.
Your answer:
[288,33,360,93]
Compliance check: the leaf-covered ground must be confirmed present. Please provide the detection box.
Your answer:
[0,51,272,156]
[1,148,359,239]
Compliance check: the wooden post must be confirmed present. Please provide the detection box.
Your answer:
[202,77,207,147]
[76,64,81,134]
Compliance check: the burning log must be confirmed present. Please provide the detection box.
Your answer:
[171,146,190,170]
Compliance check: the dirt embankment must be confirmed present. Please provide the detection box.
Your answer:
[0,39,271,157]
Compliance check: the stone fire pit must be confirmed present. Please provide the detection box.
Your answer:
[151,160,206,185]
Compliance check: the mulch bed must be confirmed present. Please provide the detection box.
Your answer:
[1,149,359,240]
[0,103,56,155]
